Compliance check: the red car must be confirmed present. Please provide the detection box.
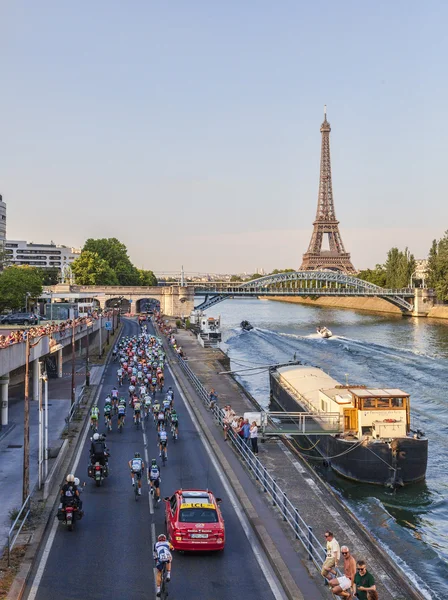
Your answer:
[164,489,225,551]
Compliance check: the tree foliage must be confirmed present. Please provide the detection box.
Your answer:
[427,231,448,301]
[358,248,415,289]
[0,266,43,311]
[71,251,118,285]
[138,269,158,286]
[73,239,157,286]
[38,267,60,286]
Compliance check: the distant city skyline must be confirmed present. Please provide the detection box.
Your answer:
[1,2,447,273]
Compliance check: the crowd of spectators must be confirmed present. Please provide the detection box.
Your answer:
[0,311,114,349]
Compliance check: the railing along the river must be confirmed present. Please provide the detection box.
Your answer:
[163,335,339,578]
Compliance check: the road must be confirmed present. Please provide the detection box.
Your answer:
[25,317,287,600]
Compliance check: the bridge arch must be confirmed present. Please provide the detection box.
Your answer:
[194,270,414,312]
[105,297,131,313]
[136,298,161,313]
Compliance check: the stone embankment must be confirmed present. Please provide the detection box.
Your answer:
[265,296,448,319]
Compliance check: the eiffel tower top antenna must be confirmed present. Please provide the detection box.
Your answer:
[300,108,356,273]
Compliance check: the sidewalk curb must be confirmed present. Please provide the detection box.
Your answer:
[167,349,305,600]
[5,324,123,600]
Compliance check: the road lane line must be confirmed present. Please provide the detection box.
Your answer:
[26,324,124,600]
[151,522,158,595]
[142,419,154,514]
[166,362,287,600]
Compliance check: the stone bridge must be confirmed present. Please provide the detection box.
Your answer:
[54,285,195,317]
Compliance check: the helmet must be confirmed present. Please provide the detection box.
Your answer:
[93,433,100,441]
[74,477,80,486]
[134,452,141,458]
[158,534,167,542]
[66,474,75,483]
[151,458,157,465]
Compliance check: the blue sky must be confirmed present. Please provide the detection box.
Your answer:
[1,1,446,272]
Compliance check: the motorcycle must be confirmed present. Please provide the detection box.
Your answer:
[88,460,109,486]
[57,500,83,531]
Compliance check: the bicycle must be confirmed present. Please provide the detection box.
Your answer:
[134,475,140,501]
[160,445,167,466]
[134,413,141,430]
[159,562,169,599]
[118,417,124,433]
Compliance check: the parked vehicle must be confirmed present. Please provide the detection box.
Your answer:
[0,312,39,326]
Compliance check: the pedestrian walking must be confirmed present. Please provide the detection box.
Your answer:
[250,421,258,455]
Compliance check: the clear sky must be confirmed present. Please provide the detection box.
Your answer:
[1,1,446,273]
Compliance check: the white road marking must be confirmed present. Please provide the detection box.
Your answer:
[151,522,158,594]
[167,362,288,600]
[26,328,123,600]
[142,419,154,514]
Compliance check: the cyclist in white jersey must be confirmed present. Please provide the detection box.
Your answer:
[117,368,123,385]
[154,534,173,596]
[128,452,145,495]
[159,428,168,459]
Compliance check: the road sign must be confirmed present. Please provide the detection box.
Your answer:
[105,321,112,331]
[129,299,133,303]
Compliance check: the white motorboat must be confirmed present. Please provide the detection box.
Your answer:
[317,326,332,338]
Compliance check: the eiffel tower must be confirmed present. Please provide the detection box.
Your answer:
[300,107,355,273]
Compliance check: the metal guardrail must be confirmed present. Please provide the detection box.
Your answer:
[7,494,31,566]
[171,345,339,577]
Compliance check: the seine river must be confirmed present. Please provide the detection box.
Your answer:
[213,298,448,600]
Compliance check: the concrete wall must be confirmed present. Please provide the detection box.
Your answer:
[264,296,403,314]
[427,305,448,319]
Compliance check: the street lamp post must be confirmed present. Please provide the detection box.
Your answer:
[71,320,76,405]
[85,322,90,386]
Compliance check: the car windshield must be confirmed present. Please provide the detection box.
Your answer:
[179,508,218,523]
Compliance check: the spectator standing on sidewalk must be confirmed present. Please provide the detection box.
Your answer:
[242,419,251,446]
[209,388,218,410]
[353,560,376,600]
[223,405,235,441]
[321,531,340,581]
[249,421,259,455]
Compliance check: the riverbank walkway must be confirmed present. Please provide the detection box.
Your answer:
[165,321,424,600]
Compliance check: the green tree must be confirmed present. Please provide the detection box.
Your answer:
[357,265,387,287]
[83,238,141,285]
[384,247,415,288]
[138,269,158,286]
[270,268,295,274]
[71,251,118,285]
[230,275,243,282]
[38,267,60,286]
[247,273,264,280]
[427,232,448,301]
[0,266,43,311]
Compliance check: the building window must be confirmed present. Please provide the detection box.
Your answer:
[5,243,18,248]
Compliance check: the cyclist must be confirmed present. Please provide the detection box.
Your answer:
[154,534,173,597]
[148,458,162,503]
[157,409,165,432]
[104,399,112,431]
[134,399,142,425]
[139,383,147,398]
[128,383,136,399]
[159,427,168,460]
[90,405,99,430]
[153,401,161,423]
[111,386,119,413]
[112,347,117,362]
[170,409,179,440]
[128,452,144,496]
[144,394,152,419]
[117,367,123,386]
[117,399,126,428]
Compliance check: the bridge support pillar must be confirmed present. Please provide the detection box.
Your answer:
[0,375,9,427]
[412,289,435,317]
[162,286,195,317]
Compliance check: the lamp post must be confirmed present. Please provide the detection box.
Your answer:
[85,321,90,386]
[71,319,76,406]
[23,334,46,503]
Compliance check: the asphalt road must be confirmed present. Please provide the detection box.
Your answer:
[25,318,286,600]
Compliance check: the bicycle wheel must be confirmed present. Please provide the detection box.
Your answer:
[162,449,167,466]
[160,567,168,599]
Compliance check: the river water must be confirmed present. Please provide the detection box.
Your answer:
[213,299,448,600]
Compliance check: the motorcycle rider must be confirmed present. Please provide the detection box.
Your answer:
[60,474,82,510]
[90,432,109,474]
[154,534,173,597]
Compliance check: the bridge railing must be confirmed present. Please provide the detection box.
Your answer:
[169,344,338,577]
